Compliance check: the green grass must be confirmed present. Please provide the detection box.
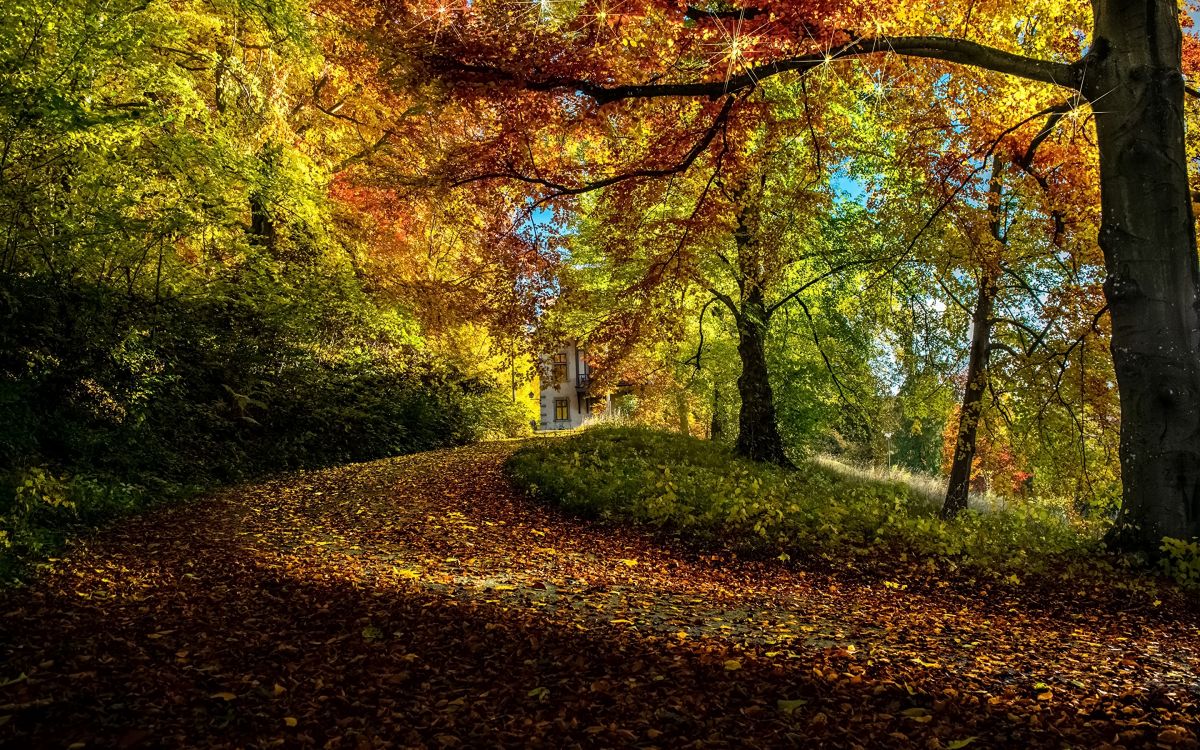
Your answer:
[505,427,1103,576]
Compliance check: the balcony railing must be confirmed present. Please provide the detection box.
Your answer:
[576,372,589,388]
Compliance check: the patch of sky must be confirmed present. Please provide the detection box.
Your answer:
[829,157,868,206]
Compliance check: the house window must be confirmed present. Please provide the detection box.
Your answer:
[551,352,568,384]
[586,397,601,414]
[554,398,569,422]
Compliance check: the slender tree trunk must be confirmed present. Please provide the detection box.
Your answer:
[248,191,277,252]
[710,382,723,440]
[942,158,1005,519]
[941,273,997,518]
[734,288,791,466]
[675,389,690,435]
[248,142,280,253]
[1089,0,1200,551]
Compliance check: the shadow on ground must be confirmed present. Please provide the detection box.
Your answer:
[2,443,1197,748]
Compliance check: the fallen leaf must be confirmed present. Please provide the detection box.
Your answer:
[777,698,807,714]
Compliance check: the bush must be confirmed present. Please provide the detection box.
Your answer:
[505,427,1102,575]
[0,273,520,580]
[0,467,147,579]
[1160,537,1200,589]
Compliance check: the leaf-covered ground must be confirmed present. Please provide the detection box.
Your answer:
[2,442,1199,749]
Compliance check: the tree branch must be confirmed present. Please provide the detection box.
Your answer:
[435,37,1079,105]
[683,5,769,21]
[707,287,740,317]
[684,297,721,371]
[452,96,736,199]
[795,297,856,408]
[333,129,396,174]
[765,255,892,316]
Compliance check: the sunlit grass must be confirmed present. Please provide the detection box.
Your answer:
[507,427,1104,576]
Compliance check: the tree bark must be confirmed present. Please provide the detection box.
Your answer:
[675,389,691,435]
[248,143,280,254]
[1090,0,1200,551]
[941,272,997,518]
[710,382,723,440]
[734,287,792,466]
[248,191,277,252]
[942,158,1006,519]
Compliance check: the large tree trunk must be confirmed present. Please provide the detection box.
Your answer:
[1090,0,1200,551]
[734,288,792,466]
[941,272,997,518]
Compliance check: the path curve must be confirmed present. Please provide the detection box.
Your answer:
[2,442,1198,748]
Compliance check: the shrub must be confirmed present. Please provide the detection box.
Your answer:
[1160,537,1200,589]
[0,467,147,579]
[0,273,520,580]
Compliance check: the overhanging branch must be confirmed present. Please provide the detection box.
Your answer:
[452,96,735,200]
[436,37,1079,105]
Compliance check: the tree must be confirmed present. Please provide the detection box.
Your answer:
[360,0,1200,553]
[556,103,887,464]
[940,126,1079,518]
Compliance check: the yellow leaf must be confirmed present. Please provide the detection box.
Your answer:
[210,692,237,701]
[620,558,638,567]
[273,683,286,696]
[948,738,978,749]
[284,717,298,727]
[723,659,742,671]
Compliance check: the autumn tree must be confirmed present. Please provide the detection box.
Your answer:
[351,0,1200,553]
[937,132,1098,517]
[555,93,893,464]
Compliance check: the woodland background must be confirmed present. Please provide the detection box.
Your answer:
[2,0,1198,575]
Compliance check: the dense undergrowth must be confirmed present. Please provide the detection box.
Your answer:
[506,427,1109,578]
[0,273,527,579]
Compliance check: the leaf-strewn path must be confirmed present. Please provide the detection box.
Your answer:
[2,443,1199,749]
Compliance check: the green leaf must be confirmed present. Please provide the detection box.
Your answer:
[776,698,807,714]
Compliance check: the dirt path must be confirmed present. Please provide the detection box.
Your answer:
[2,442,1198,748]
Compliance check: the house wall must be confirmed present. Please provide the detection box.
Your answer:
[537,340,592,430]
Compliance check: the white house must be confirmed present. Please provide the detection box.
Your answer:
[537,340,605,430]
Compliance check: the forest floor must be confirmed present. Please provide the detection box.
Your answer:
[2,442,1199,749]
